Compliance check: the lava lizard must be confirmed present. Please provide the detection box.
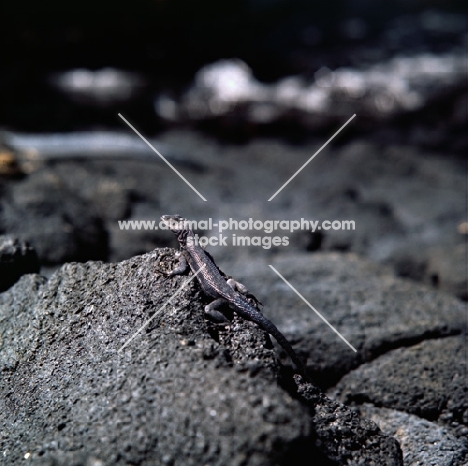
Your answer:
[160,214,307,377]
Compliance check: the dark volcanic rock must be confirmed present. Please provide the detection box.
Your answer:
[2,129,465,303]
[356,404,468,466]
[296,379,403,466]
[0,235,40,291]
[0,249,402,465]
[154,133,465,299]
[228,252,466,389]
[331,335,468,432]
[0,169,108,264]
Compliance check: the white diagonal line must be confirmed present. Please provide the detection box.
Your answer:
[268,114,356,201]
[269,265,357,352]
[118,113,207,201]
[118,265,205,352]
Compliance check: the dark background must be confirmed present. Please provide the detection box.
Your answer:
[2,0,466,133]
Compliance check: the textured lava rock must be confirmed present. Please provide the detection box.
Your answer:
[0,249,403,465]
[356,404,468,466]
[331,335,468,431]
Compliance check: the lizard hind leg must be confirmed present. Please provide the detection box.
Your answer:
[204,298,232,324]
[226,278,263,307]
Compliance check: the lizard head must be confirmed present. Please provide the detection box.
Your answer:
[161,214,192,246]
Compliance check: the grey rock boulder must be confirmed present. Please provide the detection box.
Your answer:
[228,252,466,389]
[331,335,468,433]
[355,404,468,466]
[0,249,402,465]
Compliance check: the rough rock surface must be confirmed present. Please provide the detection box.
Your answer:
[0,250,402,465]
[228,252,466,389]
[331,335,468,431]
[225,252,467,464]
[356,404,468,466]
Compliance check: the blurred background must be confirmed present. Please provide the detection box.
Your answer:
[0,0,466,300]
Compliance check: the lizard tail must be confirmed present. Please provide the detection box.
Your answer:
[267,323,308,377]
[232,301,308,378]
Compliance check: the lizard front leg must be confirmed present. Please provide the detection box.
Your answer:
[168,252,189,276]
[156,251,189,278]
